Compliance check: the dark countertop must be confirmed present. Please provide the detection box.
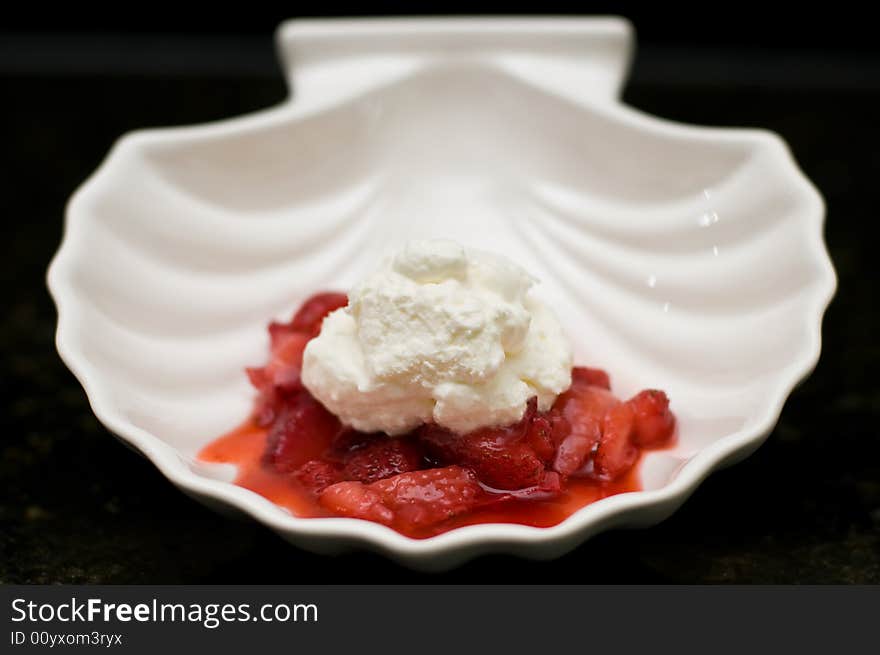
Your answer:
[2,38,877,584]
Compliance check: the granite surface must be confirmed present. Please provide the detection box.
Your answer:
[1,46,878,583]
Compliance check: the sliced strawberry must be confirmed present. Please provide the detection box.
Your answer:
[248,370,282,427]
[246,366,269,390]
[526,415,556,464]
[319,466,491,529]
[342,436,425,484]
[264,392,342,474]
[252,294,346,407]
[548,412,572,446]
[503,471,563,500]
[319,481,394,525]
[267,321,297,351]
[293,459,343,495]
[541,470,562,493]
[571,366,611,390]
[289,292,348,336]
[372,466,490,529]
[554,383,619,422]
[471,439,545,490]
[418,399,545,490]
[594,402,638,480]
[248,330,312,425]
[416,423,457,464]
[252,388,280,427]
[628,389,676,447]
[551,384,619,476]
[265,331,310,390]
[553,427,600,477]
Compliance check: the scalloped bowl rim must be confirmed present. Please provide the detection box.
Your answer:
[46,17,837,566]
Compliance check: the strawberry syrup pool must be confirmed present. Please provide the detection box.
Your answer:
[199,420,642,539]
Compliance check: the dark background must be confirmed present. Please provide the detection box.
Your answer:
[2,6,878,583]
[6,3,880,54]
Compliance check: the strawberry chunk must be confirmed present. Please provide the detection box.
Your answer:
[267,321,297,351]
[289,292,348,336]
[251,387,281,427]
[503,471,563,500]
[293,459,343,495]
[320,466,490,530]
[373,466,489,529]
[418,399,545,490]
[251,294,347,417]
[526,415,556,464]
[265,293,347,348]
[319,481,394,525]
[342,436,425,484]
[594,402,639,480]
[628,389,676,447]
[554,384,619,425]
[553,427,600,477]
[263,331,311,391]
[264,392,342,473]
[571,366,611,390]
[548,413,572,446]
[248,330,312,425]
[245,366,269,390]
[551,385,619,476]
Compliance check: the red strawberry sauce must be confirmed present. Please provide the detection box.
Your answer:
[198,293,676,539]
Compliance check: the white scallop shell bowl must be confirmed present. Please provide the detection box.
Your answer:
[48,18,836,570]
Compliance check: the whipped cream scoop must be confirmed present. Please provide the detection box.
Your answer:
[301,240,572,435]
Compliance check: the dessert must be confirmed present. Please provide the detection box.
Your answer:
[200,241,676,538]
